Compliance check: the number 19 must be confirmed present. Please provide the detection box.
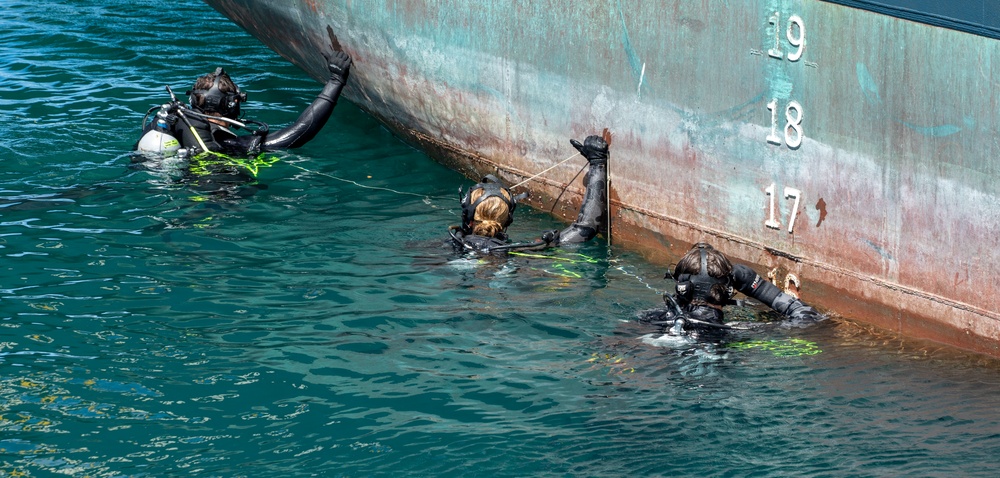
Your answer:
[768,13,805,62]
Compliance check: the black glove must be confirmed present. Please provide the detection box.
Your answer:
[786,300,823,326]
[541,229,559,244]
[774,295,822,323]
[325,50,352,84]
[640,307,678,326]
[570,135,609,165]
[245,134,264,156]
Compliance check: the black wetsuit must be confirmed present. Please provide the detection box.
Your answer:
[138,50,350,159]
[451,148,608,254]
[143,76,347,157]
[644,264,821,337]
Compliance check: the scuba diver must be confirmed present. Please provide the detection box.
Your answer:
[135,50,352,158]
[641,242,822,341]
[449,134,609,254]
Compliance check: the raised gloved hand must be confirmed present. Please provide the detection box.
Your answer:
[570,135,609,165]
[325,50,352,84]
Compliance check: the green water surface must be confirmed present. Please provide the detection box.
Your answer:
[1,1,999,476]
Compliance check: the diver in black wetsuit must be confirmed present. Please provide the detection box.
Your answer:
[136,50,352,158]
[449,135,609,254]
[642,242,822,340]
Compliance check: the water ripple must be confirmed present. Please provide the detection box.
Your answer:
[2,0,1000,476]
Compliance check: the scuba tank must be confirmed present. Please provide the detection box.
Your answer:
[137,107,181,156]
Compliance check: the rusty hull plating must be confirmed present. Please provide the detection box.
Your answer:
[203,0,1000,356]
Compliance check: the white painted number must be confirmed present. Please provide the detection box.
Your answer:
[784,100,803,149]
[769,13,806,62]
[784,187,801,233]
[766,100,782,145]
[768,14,783,59]
[767,100,804,148]
[765,183,782,229]
[765,183,803,233]
[765,14,806,148]
[786,15,805,62]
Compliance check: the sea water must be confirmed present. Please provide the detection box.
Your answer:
[1,1,999,476]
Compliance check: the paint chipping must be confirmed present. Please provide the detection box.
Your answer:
[815,198,827,227]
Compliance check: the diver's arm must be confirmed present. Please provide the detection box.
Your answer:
[731,264,821,321]
[262,51,352,150]
[555,135,609,245]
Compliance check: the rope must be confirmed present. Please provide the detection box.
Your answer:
[509,152,580,190]
[287,163,452,202]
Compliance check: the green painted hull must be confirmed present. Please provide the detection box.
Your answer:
[204,0,1000,356]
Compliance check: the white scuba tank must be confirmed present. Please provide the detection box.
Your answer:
[137,112,180,156]
[137,129,180,156]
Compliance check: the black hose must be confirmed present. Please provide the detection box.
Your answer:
[448,227,475,251]
[663,293,685,317]
[140,104,161,129]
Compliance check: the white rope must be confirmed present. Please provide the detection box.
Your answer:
[287,163,443,200]
[509,152,580,190]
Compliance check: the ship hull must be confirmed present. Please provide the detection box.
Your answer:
[204,0,1000,355]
